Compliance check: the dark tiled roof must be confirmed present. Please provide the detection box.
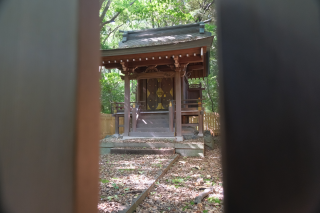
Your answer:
[118,22,211,49]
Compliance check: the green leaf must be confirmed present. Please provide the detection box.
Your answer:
[112,183,119,189]
[101,179,109,184]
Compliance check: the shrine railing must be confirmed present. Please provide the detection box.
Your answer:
[110,101,145,114]
[168,99,206,134]
[188,83,202,89]
[169,99,206,110]
[131,102,142,132]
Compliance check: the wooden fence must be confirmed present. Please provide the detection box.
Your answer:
[100,113,123,139]
[189,112,220,136]
[101,112,220,139]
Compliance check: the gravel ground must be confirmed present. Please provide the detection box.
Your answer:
[136,147,223,213]
[98,154,177,213]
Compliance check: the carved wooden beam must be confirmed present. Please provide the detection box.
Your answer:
[173,56,180,68]
[103,63,122,69]
[179,63,189,76]
[187,65,204,72]
[120,62,128,72]
[121,71,176,80]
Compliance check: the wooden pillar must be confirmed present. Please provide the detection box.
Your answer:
[181,76,184,107]
[169,101,174,132]
[198,112,203,136]
[124,73,130,136]
[143,79,147,110]
[132,104,137,132]
[115,115,119,136]
[175,70,182,139]
[137,80,140,102]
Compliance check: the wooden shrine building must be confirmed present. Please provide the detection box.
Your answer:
[101,22,213,141]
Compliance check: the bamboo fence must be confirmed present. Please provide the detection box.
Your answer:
[100,113,123,139]
[188,112,220,135]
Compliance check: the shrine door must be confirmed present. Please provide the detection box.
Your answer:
[147,78,173,111]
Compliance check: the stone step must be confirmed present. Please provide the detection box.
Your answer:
[110,148,175,155]
[137,123,169,128]
[140,114,169,119]
[128,132,175,137]
[131,128,172,132]
[137,119,169,124]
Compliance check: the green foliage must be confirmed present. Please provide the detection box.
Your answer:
[100,68,137,113]
[182,205,189,211]
[99,0,196,49]
[100,69,124,113]
[208,196,221,204]
[172,178,184,184]
[101,179,110,183]
[112,183,119,189]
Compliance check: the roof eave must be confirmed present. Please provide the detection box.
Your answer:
[101,36,214,57]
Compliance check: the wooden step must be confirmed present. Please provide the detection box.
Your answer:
[128,132,174,137]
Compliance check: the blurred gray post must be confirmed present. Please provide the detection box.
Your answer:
[0,0,101,213]
[218,0,320,212]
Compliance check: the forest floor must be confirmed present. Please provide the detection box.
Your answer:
[98,138,223,213]
[136,147,223,213]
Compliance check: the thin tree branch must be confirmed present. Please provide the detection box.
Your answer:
[203,0,215,12]
[203,18,213,23]
[100,0,112,23]
[99,0,106,11]
[100,0,137,29]
[101,12,120,27]
[103,24,124,45]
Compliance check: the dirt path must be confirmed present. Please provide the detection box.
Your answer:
[136,148,223,213]
[98,154,177,213]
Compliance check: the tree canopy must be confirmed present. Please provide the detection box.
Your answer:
[99,0,218,113]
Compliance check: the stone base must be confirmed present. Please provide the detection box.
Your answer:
[112,134,120,138]
[175,136,183,142]
[176,149,204,157]
[100,140,205,157]
[122,136,176,140]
